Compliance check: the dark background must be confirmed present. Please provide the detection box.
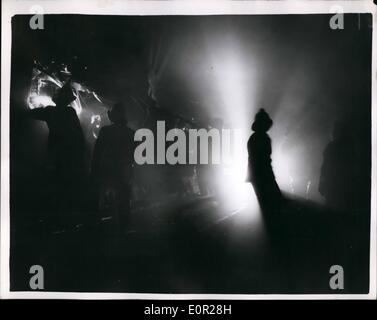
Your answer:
[10,14,372,200]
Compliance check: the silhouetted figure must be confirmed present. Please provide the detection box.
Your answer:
[91,102,135,230]
[26,82,86,216]
[319,120,356,213]
[246,109,282,214]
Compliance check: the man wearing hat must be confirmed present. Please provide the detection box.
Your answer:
[26,81,86,217]
[246,108,282,215]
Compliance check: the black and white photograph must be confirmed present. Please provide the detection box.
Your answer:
[1,0,376,299]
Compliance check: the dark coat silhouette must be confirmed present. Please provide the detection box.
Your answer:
[27,105,85,177]
[26,83,85,213]
[92,123,135,186]
[91,103,135,225]
[319,121,356,212]
[246,109,282,214]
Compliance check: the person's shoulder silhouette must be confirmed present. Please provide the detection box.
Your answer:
[92,102,135,183]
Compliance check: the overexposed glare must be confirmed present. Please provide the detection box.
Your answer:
[28,94,56,109]
[273,150,296,195]
[209,45,260,217]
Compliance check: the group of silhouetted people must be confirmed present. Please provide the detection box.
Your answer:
[246,108,359,216]
[25,82,135,230]
[25,82,358,230]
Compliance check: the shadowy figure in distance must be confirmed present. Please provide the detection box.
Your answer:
[246,109,282,215]
[319,120,357,213]
[91,102,135,230]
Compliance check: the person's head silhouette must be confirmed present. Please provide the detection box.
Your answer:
[252,108,273,132]
[108,102,127,124]
[53,82,77,107]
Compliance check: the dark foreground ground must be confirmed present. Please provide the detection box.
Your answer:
[10,193,370,294]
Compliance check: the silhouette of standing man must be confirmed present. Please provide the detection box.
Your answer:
[319,120,356,213]
[91,102,135,230]
[246,109,282,214]
[26,82,86,216]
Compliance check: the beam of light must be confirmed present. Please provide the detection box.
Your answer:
[204,39,260,217]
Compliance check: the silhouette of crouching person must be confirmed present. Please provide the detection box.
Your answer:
[246,109,282,216]
[91,102,135,231]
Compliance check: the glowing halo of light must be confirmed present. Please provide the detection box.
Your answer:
[202,36,260,216]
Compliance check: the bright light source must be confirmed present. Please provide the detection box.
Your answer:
[28,94,55,109]
[208,43,259,214]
